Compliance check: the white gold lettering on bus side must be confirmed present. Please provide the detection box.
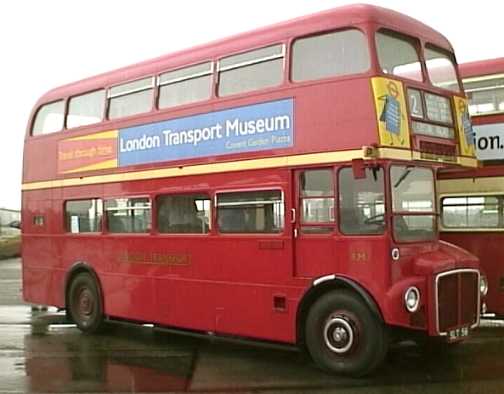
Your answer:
[225,115,291,137]
[120,134,161,153]
[226,140,247,150]
[163,123,224,147]
[272,135,291,144]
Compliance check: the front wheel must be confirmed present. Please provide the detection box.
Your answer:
[68,273,105,333]
[305,290,388,376]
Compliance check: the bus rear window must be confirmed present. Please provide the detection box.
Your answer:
[292,29,370,82]
[32,100,65,135]
[425,46,460,92]
[376,31,422,82]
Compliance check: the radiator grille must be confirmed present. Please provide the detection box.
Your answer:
[436,270,479,334]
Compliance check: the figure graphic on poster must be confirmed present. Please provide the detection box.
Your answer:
[459,101,475,146]
[378,81,405,145]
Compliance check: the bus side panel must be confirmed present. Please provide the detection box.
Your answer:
[22,192,64,307]
[209,236,296,342]
[152,235,297,342]
[100,236,159,324]
[441,232,504,315]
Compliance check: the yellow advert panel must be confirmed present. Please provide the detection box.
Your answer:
[58,130,119,174]
[371,77,410,149]
[453,96,476,158]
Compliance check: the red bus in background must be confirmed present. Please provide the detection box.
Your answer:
[22,5,483,376]
[439,58,504,317]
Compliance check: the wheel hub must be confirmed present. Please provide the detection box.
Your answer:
[78,289,94,318]
[323,316,355,354]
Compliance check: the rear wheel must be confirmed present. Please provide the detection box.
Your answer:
[68,273,105,333]
[305,290,388,376]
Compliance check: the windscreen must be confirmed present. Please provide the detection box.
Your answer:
[391,166,436,242]
[339,167,385,235]
[425,46,460,92]
[376,31,422,82]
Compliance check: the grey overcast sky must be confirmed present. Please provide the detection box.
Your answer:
[1,0,501,210]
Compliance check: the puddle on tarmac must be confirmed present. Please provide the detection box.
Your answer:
[2,315,504,393]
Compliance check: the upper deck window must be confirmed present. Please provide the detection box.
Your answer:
[32,100,65,135]
[108,77,154,120]
[218,44,284,97]
[67,90,105,128]
[425,46,460,92]
[292,29,370,82]
[159,62,213,109]
[464,74,504,116]
[376,31,422,82]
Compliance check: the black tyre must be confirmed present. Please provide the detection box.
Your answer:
[305,290,388,376]
[68,273,105,333]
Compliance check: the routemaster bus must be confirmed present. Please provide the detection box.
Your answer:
[439,58,504,317]
[22,5,483,376]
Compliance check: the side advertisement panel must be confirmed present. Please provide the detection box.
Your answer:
[58,98,294,174]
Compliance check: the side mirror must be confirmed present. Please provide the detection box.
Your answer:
[8,220,21,230]
[352,159,367,179]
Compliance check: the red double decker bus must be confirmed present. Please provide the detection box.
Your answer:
[439,58,504,317]
[23,5,483,376]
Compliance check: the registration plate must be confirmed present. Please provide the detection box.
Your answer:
[448,326,469,341]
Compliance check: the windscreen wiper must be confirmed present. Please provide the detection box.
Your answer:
[394,167,412,188]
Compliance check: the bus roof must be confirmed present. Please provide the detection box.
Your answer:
[460,57,504,79]
[36,4,453,106]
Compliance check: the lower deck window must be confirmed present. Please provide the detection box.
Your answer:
[65,199,103,233]
[105,198,151,233]
[157,194,210,234]
[442,196,502,228]
[217,190,284,233]
[299,169,335,233]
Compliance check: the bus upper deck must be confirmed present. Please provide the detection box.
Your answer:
[24,4,476,193]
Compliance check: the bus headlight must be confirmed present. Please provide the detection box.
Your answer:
[480,275,488,297]
[404,287,420,313]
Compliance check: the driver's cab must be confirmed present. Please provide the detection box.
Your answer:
[339,161,436,243]
[339,166,385,235]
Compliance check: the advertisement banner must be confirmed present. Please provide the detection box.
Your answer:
[474,123,504,161]
[58,98,294,173]
[118,98,294,167]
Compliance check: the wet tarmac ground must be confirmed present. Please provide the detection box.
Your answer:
[2,257,504,393]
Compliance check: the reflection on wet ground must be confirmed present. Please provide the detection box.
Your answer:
[2,258,504,393]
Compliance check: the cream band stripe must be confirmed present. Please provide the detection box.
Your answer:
[22,148,476,191]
